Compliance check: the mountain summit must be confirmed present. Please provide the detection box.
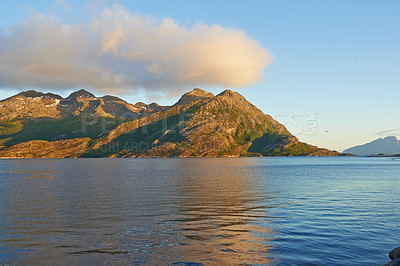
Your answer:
[66,89,96,100]
[343,136,400,156]
[173,88,214,106]
[0,89,166,121]
[0,88,339,158]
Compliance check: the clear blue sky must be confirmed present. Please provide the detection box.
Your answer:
[0,0,399,151]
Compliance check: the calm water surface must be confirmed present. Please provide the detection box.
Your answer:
[0,157,399,265]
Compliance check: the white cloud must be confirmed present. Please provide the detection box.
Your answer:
[0,5,272,96]
[374,129,400,137]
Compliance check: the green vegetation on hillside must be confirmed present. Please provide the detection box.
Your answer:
[0,115,130,148]
[263,142,315,156]
[0,120,23,136]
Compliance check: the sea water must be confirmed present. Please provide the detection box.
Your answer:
[0,157,399,265]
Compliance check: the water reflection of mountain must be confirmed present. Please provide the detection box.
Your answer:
[168,159,278,265]
[1,158,279,265]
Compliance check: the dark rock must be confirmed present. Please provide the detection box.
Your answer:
[390,247,400,260]
[384,258,400,266]
[66,89,96,100]
[339,153,357,156]
[101,95,124,102]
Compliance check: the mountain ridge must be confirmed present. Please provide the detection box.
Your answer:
[0,89,167,121]
[343,136,400,156]
[0,88,340,158]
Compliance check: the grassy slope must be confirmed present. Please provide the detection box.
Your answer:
[0,115,129,149]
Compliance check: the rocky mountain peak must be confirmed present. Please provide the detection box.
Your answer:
[101,95,124,102]
[216,89,241,98]
[17,90,45,98]
[173,88,214,106]
[213,89,251,110]
[383,136,398,142]
[135,102,146,107]
[67,89,96,100]
[187,88,214,97]
[10,90,62,100]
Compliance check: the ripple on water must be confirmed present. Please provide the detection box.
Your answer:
[0,157,399,265]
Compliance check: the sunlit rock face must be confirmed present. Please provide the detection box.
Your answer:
[0,89,167,122]
[0,88,340,158]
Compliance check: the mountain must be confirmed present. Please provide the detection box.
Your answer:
[343,136,400,156]
[0,88,339,158]
[0,89,166,121]
[173,87,214,106]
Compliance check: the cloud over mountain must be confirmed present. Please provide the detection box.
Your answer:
[0,5,272,96]
[374,128,400,137]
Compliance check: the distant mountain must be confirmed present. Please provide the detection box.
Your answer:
[343,136,400,156]
[0,88,340,158]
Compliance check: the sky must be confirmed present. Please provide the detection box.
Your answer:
[0,0,399,151]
